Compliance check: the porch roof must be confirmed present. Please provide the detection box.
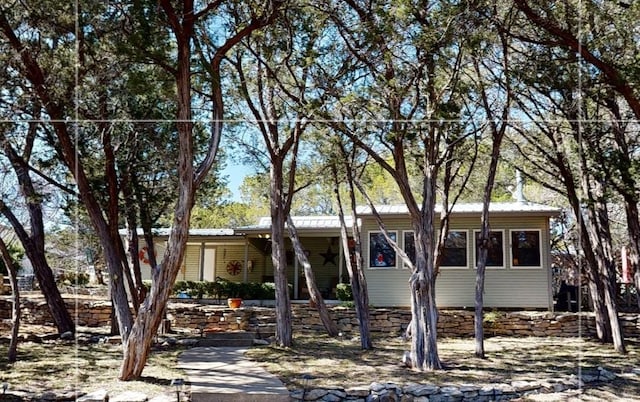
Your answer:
[238,215,356,232]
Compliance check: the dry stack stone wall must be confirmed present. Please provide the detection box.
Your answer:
[2,297,639,339]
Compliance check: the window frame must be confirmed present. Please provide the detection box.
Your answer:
[474,229,505,269]
[510,229,543,269]
[439,230,469,269]
[368,230,398,269]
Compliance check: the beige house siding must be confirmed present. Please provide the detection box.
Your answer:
[361,213,553,308]
[178,244,201,281]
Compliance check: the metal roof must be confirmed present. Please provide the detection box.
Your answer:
[120,202,558,237]
[240,215,356,231]
[119,228,237,237]
[356,202,561,216]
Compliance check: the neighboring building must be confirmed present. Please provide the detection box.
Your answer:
[129,202,560,309]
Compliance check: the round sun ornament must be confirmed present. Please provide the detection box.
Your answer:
[226,260,242,275]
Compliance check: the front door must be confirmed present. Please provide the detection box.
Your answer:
[203,247,216,282]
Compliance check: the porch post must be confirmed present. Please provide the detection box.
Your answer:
[294,255,299,299]
[243,237,249,283]
[199,242,205,281]
[338,236,344,283]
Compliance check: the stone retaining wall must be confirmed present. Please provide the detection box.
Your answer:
[2,297,640,339]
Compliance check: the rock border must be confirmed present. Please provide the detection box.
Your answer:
[288,367,619,401]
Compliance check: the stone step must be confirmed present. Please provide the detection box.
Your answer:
[190,392,289,402]
[197,331,256,347]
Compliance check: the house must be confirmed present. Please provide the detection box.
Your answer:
[131,201,560,309]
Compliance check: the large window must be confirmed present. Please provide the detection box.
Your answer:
[511,230,541,268]
[369,231,397,268]
[475,230,504,268]
[441,231,468,268]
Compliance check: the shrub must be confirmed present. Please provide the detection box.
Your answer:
[171,279,279,300]
[336,283,353,301]
[58,271,90,286]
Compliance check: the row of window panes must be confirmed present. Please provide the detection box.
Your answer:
[368,230,541,269]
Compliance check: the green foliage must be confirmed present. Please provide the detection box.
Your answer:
[336,283,353,302]
[57,271,90,286]
[483,310,504,326]
[171,279,277,300]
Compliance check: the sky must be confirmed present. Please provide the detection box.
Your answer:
[222,160,250,202]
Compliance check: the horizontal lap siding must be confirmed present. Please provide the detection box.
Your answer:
[362,214,552,308]
[214,243,264,282]
[181,244,201,281]
[436,269,550,308]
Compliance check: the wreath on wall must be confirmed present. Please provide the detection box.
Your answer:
[226,260,242,276]
[138,247,152,265]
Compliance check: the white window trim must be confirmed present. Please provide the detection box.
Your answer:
[368,230,398,269]
[439,229,469,270]
[474,229,506,270]
[509,229,543,269]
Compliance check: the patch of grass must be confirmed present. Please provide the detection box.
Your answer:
[0,337,187,399]
[246,333,640,398]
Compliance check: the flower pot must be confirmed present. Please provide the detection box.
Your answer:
[227,297,242,309]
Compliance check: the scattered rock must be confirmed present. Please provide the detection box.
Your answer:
[106,335,121,345]
[60,331,74,340]
[176,338,198,347]
[401,351,411,367]
[147,392,177,402]
[110,390,148,402]
[77,389,108,402]
[597,367,617,381]
[38,391,57,400]
[253,338,270,346]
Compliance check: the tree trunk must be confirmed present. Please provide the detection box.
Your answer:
[0,11,132,339]
[408,178,442,371]
[0,238,20,363]
[586,279,611,341]
[0,133,74,335]
[474,252,487,358]
[287,216,338,336]
[621,199,640,310]
[271,164,293,347]
[332,161,372,350]
[554,141,612,341]
[0,203,74,335]
[582,175,625,353]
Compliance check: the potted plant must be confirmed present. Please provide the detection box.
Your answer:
[221,279,242,308]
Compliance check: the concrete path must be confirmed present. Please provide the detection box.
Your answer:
[178,347,289,402]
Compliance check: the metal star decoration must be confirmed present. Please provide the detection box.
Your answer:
[320,246,338,266]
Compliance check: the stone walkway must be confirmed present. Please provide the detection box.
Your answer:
[177,346,289,402]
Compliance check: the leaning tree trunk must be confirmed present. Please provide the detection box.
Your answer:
[332,161,372,349]
[287,216,338,337]
[0,238,20,362]
[584,177,626,353]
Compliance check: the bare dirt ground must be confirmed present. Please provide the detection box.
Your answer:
[0,324,188,401]
[1,297,639,401]
[245,333,640,401]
